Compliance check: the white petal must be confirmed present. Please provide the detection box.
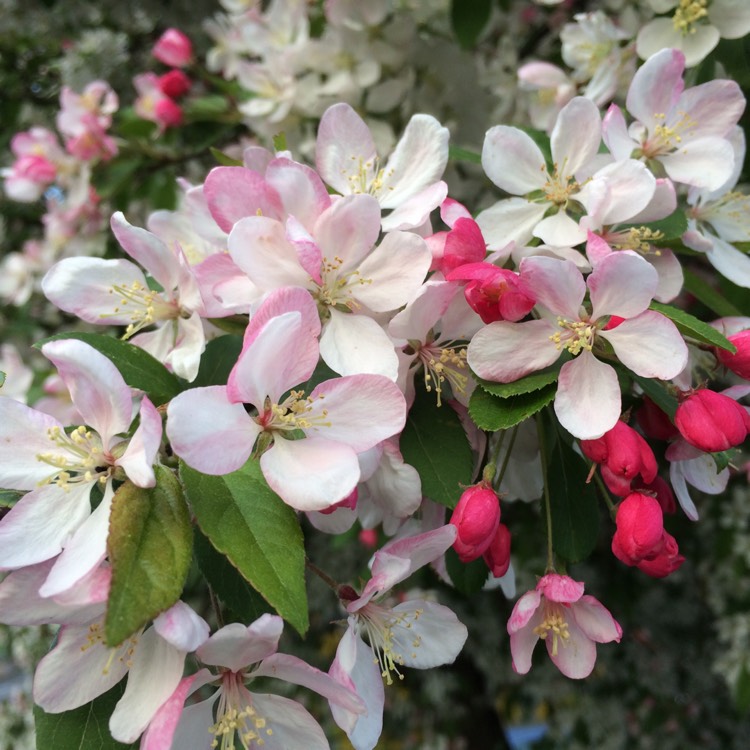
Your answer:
[481,126,546,195]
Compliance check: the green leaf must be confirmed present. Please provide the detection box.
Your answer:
[445,547,488,596]
[448,145,481,165]
[735,663,750,712]
[273,132,287,152]
[400,386,473,509]
[34,682,137,750]
[182,95,231,120]
[683,268,743,317]
[0,488,24,508]
[631,374,679,420]
[207,316,249,336]
[469,384,556,432]
[712,450,732,474]
[105,466,193,647]
[649,300,736,352]
[194,531,274,624]
[209,147,243,167]
[622,208,687,241]
[450,0,492,49]
[547,436,600,564]
[192,334,243,387]
[180,459,308,636]
[475,365,560,397]
[34,332,183,406]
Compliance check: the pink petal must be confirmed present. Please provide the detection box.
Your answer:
[115,396,162,488]
[153,601,210,652]
[308,374,406,453]
[265,157,331,231]
[467,319,559,383]
[166,386,260,475]
[246,692,330,750]
[626,48,685,130]
[381,181,448,232]
[602,104,636,161]
[537,574,584,603]
[588,251,657,320]
[260,436,361,511]
[555,353,620,440]
[572,595,622,644]
[197,615,282,672]
[520,256,586,319]
[547,615,597,679]
[314,194,381,271]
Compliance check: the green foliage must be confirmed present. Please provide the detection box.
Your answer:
[547,434,600,564]
[400,385,473,509]
[105,466,193,647]
[448,145,482,165]
[683,267,744,318]
[631,373,679,420]
[210,147,243,167]
[475,366,560,398]
[34,332,183,406]
[650,300,736,352]
[469,384,556,431]
[180,459,309,636]
[194,531,274,624]
[0,489,24,508]
[450,0,492,49]
[34,682,136,750]
[191,334,243,387]
[736,664,750,712]
[445,547,488,595]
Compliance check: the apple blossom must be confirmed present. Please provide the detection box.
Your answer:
[508,573,622,679]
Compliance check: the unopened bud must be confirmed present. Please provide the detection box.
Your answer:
[483,522,511,577]
[153,28,193,68]
[636,396,678,441]
[158,69,192,99]
[154,98,184,128]
[717,330,750,380]
[675,389,750,453]
[449,484,501,562]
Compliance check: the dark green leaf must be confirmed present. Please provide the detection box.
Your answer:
[631,374,679,420]
[547,436,600,564]
[445,547,488,596]
[735,663,750,712]
[34,332,183,406]
[0,370,4,387]
[194,531,273,624]
[683,268,743,317]
[34,682,137,750]
[180,459,308,636]
[469,384,556,432]
[450,0,492,49]
[105,466,193,647]
[475,365,560,397]
[192,334,243,387]
[209,147,243,167]
[650,300,736,352]
[621,208,687,242]
[400,386,473,509]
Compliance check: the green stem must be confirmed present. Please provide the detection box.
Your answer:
[591,470,618,520]
[305,558,340,592]
[493,425,519,490]
[535,414,555,572]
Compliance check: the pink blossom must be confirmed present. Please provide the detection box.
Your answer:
[152,28,193,68]
[508,573,622,679]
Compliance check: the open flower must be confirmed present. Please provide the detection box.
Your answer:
[508,573,622,679]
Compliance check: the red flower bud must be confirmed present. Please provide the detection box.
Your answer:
[636,396,679,441]
[634,475,676,515]
[154,97,184,128]
[675,389,750,453]
[581,421,657,496]
[635,531,684,578]
[158,69,192,99]
[716,330,750,380]
[153,28,193,68]
[449,484,501,562]
[611,492,664,566]
[483,522,511,577]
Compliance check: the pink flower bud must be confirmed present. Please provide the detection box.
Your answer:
[158,69,192,99]
[717,330,750,380]
[675,389,750,453]
[581,421,657,496]
[154,97,184,128]
[483,523,511,577]
[611,492,664,566]
[152,28,193,68]
[358,528,378,549]
[634,475,676,515]
[449,484,501,562]
[635,531,684,578]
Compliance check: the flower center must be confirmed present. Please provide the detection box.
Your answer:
[258,390,332,433]
[606,226,665,254]
[672,0,709,36]
[317,255,373,311]
[36,425,114,490]
[81,620,140,674]
[643,111,698,157]
[414,341,469,407]
[210,672,274,749]
[346,156,392,197]
[105,280,180,338]
[533,605,571,657]
[355,602,425,686]
[550,317,596,356]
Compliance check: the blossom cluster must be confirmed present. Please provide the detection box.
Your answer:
[1,0,750,747]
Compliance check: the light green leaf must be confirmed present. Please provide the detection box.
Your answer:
[400,386,473,509]
[448,145,481,165]
[34,332,183,406]
[631,374,679,420]
[0,488,24,508]
[469,384,556,432]
[34,682,137,750]
[180,459,308,636]
[650,300,736,352]
[210,147,243,167]
[105,466,193,647]
[683,268,743,318]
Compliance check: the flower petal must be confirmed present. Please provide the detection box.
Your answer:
[588,251,657,320]
[482,126,546,195]
[197,615,283,672]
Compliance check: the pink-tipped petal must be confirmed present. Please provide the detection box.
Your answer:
[115,396,162,488]
[197,615,283,672]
